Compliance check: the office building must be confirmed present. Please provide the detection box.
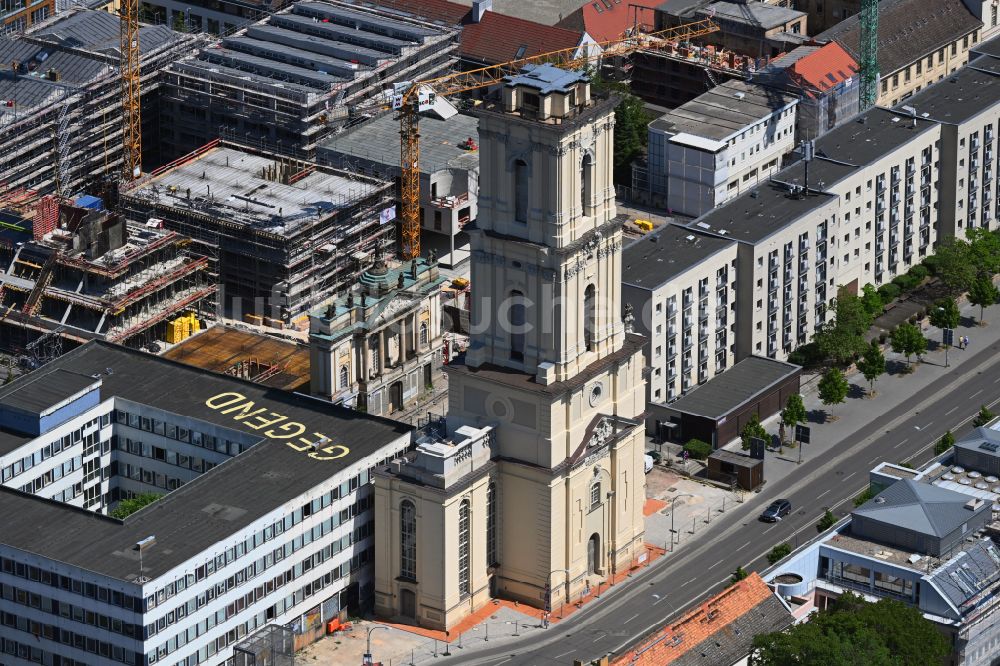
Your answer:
[0,341,412,665]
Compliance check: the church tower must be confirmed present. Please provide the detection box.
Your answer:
[372,65,648,630]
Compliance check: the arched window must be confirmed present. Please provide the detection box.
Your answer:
[584,284,596,352]
[458,500,471,595]
[514,159,529,224]
[339,365,349,390]
[400,500,416,580]
[581,153,594,214]
[419,321,428,346]
[487,482,497,566]
[590,482,601,510]
[509,290,525,361]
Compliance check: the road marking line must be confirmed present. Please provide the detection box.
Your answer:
[843,472,856,481]
[764,524,776,533]
[737,540,752,551]
[624,613,639,624]
[869,455,882,464]
[817,489,832,500]
[680,577,697,588]
[554,651,574,659]
[711,558,725,569]
[946,406,959,415]
[972,389,984,398]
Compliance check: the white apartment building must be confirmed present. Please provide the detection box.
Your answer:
[622,226,738,403]
[646,80,798,218]
[0,342,411,666]
[902,54,1000,238]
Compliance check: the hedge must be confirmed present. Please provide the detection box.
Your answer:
[683,439,713,460]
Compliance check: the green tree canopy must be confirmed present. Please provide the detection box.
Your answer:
[740,414,768,451]
[781,394,806,432]
[928,297,960,330]
[753,593,950,666]
[968,275,999,324]
[860,284,884,320]
[767,542,792,565]
[590,74,650,184]
[975,405,996,428]
[818,367,848,408]
[934,430,956,455]
[110,493,163,519]
[933,237,976,294]
[813,288,874,365]
[966,227,1000,277]
[816,509,837,532]
[891,322,927,365]
[857,342,886,395]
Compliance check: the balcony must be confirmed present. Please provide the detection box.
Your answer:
[430,192,470,209]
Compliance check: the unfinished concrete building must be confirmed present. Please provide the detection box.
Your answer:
[0,9,201,197]
[158,0,459,161]
[121,142,396,325]
[0,199,214,351]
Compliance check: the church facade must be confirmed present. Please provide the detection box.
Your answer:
[372,65,648,631]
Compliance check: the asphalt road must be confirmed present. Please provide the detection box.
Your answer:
[451,337,1000,666]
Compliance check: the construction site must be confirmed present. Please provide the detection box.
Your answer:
[157,0,460,160]
[0,196,214,354]
[120,140,396,326]
[0,8,202,199]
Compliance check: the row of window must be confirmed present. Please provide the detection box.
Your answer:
[0,557,144,612]
[0,612,140,665]
[1,582,143,640]
[0,413,109,484]
[0,637,84,666]
[116,409,246,456]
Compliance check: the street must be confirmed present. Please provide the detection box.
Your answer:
[451,336,1000,665]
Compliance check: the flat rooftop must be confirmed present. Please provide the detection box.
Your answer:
[622,225,735,290]
[163,326,311,392]
[665,356,800,420]
[0,369,99,414]
[812,106,940,166]
[649,80,796,143]
[0,341,411,580]
[697,1,805,29]
[898,63,1000,125]
[682,180,837,245]
[169,0,453,102]
[824,531,925,568]
[130,145,387,232]
[318,111,480,173]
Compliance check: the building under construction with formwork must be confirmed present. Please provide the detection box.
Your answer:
[157,0,459,161]
[120,141,396,325]
[0,9,202,198]
[0,197,214,353]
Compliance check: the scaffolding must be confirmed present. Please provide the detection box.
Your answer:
[232,624,294,666]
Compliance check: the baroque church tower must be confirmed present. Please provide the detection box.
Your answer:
[373,65,648,630]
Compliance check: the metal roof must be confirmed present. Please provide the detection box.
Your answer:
[664,356,800,420]
[622,225,735,290]
[32,9,179,56]
[897,62,1000,126]
[505,63,588,94]
[925,540,1000,612]
[0,369,99,415]
[853,478,986,538]
[649,80,797,142]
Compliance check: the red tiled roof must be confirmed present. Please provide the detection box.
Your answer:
[460,12,585,65]
[557,0,659,44]
[611,573,790,666]
[786,41,859,95]
[347,0,470,26]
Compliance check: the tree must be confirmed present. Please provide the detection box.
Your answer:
[968,274,999,325]
[172,11,187,32]
[818,367,848,408]
[966,227,1000,277]
[813,288,874,365]
[730,566,749,585]
[928,297,960,330]
[683,438,712,460]
[110,492,163,519]
[853,487,874,507]
[891,322,927,366]
[740,414,768,451]
[933,237,975,294]
[751,593,950,666]
[934,430,956,455]
[590,74,650,184]
[860,284,884,320]
[780,394,806,443]
[816,509,837,532]
[2,371,13,385]
[974,405,996,428]
[767,542,792,565]
[857,342,885,396]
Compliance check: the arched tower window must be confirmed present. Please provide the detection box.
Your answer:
[584,284,596,352]
[487,482,498,566]
[514,159,529,224]
[339,365,349,390]
[590,482,601,510]
[509,290,526,361]
[458,500,471,596]
[419,321,428,345]
[581,153,594,214]
[400,500,416,580]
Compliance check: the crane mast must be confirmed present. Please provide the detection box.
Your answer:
[120,0,142,181]
[859,0,879,110]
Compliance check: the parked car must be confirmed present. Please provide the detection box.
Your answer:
[759,499,792,522]
[644,454,654,474]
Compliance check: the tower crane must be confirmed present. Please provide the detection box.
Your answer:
[859,0,879,110]
[120,0,142,181]
[372,19,720,260]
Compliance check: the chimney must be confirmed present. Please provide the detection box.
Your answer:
[471,0,492,23]
[965,498,985,511]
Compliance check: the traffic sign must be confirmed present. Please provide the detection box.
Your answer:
[795,424,811,445]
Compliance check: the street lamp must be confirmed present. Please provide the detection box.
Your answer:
[666,494,694,552]
[363,626,388,666]
[938,307,951,367]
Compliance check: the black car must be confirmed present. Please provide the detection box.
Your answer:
[760,499,792,522]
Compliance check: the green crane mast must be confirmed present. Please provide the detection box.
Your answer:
[859,0,879,109]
